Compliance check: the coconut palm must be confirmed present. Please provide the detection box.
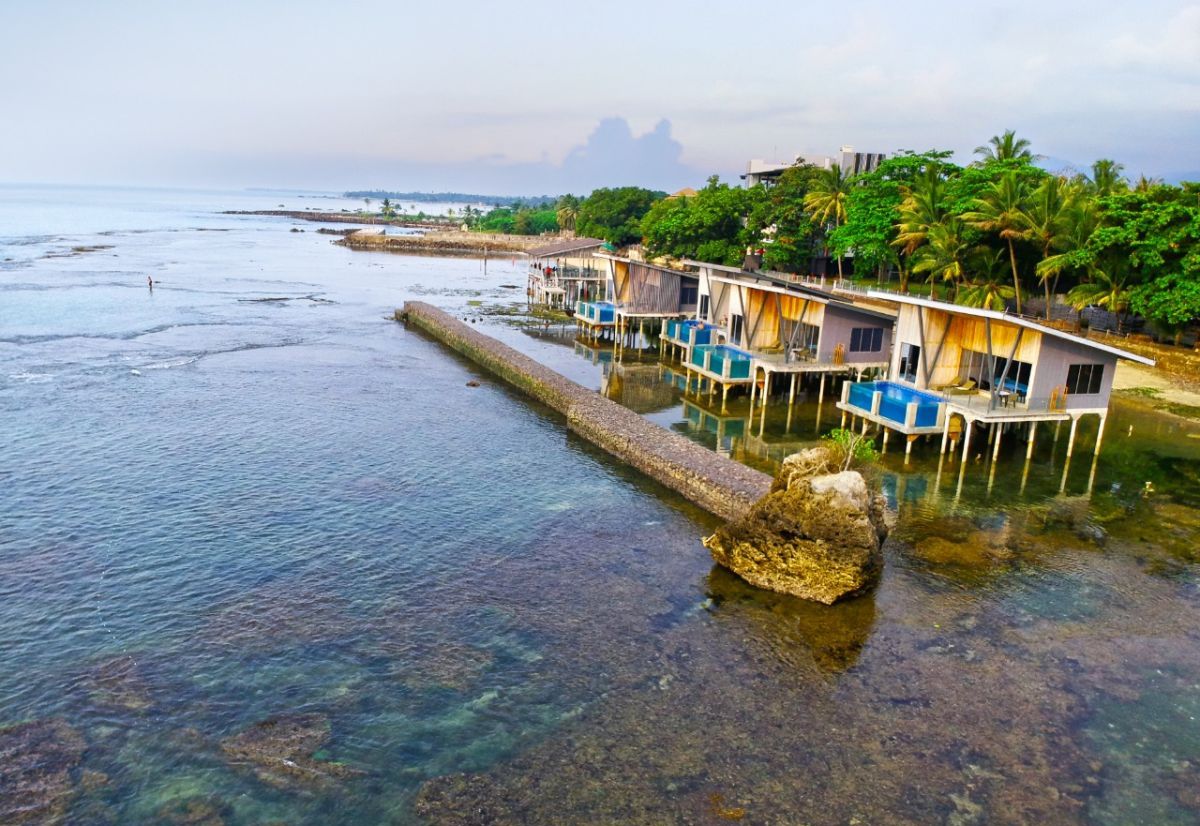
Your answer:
[1066,261,1134,331]
[1089,159,1127,197]
[1133,174,1165,193]
[804,165,854,277]
[959,248,1016,310]
[962,169,1029,313]
[1020,176,1073,319]
[556,204,579,233]
[893,166,949,292]
[911,217,972,300]
[974,130,1035,163]
[1034,194,1100,308]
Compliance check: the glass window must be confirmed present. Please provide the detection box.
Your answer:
[699,294,710,319]
[850,327,883,353]
[730,314,744,345]
[1066,363,1104,395]
[680,280,698,307]
[899,342,920,383]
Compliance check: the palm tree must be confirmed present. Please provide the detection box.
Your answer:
[911,218,972,299]
[1066,261,1133,331]
[962,169,1030,313]
[1089,159,1127,197]
[1020,176,1073,319]
[804,165,854,278]
[556,204,579,233]
[893,166,949,292]
[959,248,1016,310]
[974,130,1035,163]
[1133,174,1164,193]
[1034,194,1100,310]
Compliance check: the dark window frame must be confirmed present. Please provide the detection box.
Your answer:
[1066,363,1105,395]
[850,326,883,353]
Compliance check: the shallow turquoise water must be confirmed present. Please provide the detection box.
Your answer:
[2,186,1200,824]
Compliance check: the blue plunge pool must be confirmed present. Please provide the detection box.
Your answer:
[846,381,942,428]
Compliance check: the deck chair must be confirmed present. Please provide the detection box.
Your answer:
[946,378,977,395]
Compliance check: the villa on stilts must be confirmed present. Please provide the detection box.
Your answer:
[835,292,1156,465]
[527,237,606,309]
[591,253,700,353]
[674,261,894,413]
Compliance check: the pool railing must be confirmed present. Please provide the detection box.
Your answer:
[690,344,753,381]
[664,318,717,348]
[575,300,616,325]
[841,380,945,430]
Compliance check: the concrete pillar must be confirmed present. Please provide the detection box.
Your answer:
[749,368,758,409]
[721,383,730,413]
[940,414,952,455]
[818,373,827,405]
[840,410,847,429]
[882,429,890,452]
[905,434,915,465]
[1093,414,1107,457]
[961,420,973,464]
[788,373,797,408]
[1026,422,1037,460]
[991,423,1003,462]
[1066,417,1080,458]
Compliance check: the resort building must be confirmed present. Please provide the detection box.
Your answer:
[742,145,886,188]
[673,261,895,410]
[583,254,700,348]
[527,237,606,308]
[835,292,1156,461]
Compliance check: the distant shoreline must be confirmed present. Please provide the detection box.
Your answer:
[222,209,451,229]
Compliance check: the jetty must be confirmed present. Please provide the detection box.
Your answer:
[338,229,546,256]
[399,302,772,521]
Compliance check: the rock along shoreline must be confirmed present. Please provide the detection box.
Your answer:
[398,302,772,522]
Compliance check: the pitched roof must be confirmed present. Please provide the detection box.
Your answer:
[866,291,1156,366]
[526,237,605,258]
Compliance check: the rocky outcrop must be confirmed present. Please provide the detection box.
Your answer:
[704,448,887,604]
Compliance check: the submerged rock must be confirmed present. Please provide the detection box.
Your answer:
[0,718,86,825]
[704,448,887,604]
[155,795,233,826]
[219,714,360,792]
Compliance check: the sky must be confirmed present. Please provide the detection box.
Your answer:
[2,0,1198,194]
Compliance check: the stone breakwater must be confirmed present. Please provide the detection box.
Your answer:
[399,302,772,521]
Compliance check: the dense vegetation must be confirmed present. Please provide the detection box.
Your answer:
[634,131,1199,340]
[350,131,1200,339]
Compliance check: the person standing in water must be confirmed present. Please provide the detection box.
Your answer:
[147,275,154,290]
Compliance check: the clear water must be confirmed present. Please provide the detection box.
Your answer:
[2,186,1200,824]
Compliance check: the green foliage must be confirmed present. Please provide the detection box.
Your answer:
[640,176,764,265]
[822,428,881,470]
[747,164,823,272]
[832,151,957,280]
[576,187,665,245]
[475,206,559,235]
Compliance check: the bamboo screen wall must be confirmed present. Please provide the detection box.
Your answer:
[618,263,696,314]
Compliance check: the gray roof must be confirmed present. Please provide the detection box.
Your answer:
[526,238,605,258]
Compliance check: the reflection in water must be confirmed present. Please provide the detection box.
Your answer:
[704,565,876,673]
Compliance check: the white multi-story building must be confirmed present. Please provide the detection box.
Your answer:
[742,145,886,187]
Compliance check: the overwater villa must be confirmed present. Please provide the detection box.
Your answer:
[586,254,700,350]
[836,292,1156,461]
[527,237,606,308]
[675,261,895,411]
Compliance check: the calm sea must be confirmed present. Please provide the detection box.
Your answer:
[2,185,1199,824]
